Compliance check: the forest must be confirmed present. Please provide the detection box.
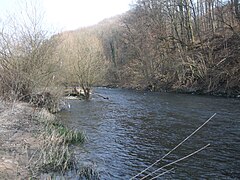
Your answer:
[0,0,240,102]
[58,0,240,98]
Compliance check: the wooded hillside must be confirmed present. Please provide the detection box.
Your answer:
[58,0,240,97]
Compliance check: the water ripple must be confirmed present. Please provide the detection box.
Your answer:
[60,88,240,179]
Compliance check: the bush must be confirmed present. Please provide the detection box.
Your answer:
[0,2,61,103]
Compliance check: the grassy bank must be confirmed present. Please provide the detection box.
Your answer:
[0,101,97,179]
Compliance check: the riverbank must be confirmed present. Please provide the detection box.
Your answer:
[105,31,240,99]
[0,101,45,178]
[0,100,86,179]
[105,84,240,98]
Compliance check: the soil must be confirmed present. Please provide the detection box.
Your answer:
[0,101,52,179]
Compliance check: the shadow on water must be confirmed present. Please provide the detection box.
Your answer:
[60,87,240,179]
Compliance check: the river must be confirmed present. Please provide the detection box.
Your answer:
[60,87,240,179]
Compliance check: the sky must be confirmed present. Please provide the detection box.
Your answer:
[0,0,133,31]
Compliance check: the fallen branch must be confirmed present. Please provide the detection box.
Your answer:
[95,93,109,100]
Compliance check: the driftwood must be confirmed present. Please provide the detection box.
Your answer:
[96,94,109,100]
[64,87,84,97]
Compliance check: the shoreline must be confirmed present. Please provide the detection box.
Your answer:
[0,100,86,179]
[103,84,240,98]
[0,101,46,179]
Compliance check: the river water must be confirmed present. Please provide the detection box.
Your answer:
[60,87,240,179]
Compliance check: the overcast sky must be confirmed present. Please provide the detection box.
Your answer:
[0,0,133,31]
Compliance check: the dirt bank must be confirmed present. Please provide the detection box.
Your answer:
[0,101,54,179]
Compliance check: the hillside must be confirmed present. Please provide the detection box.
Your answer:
[57,0,240,97]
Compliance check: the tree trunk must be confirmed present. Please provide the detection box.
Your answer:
[234,0,240,21]
[82,86,90,100]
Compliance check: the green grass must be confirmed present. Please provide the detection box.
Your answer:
[37,122,85,172]
[47,122,85,145]
[29,120,86,177]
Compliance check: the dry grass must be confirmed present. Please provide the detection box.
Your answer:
[0,101,88,179]
[0,101,42,179]
[28,111,86,178]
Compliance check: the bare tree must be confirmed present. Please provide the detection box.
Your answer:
[60,29,108,99]
[0,1,59,101]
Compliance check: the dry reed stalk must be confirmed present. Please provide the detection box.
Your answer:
[130,113,216,179]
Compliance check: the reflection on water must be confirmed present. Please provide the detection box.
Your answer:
[60,88,240,179]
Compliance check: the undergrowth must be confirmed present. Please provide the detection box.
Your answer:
[28,115,86,178]
[46,122,85,145]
